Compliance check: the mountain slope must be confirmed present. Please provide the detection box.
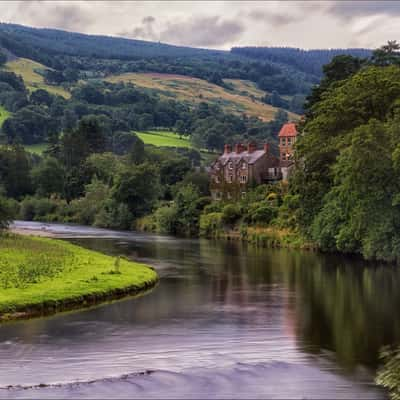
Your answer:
[0,23,373,102]
[105,72,299,121]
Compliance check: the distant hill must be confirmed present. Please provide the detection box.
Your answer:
[0,24,374,102]
[231,47,372,77]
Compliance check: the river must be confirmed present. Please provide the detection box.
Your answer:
[1,221,399,398]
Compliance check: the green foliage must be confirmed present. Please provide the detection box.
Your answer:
[113,163,160,218]
[376,346,400,400]
[0,195,15,230]
[291,59,400,261]
[31,157,65,197]
[200,212,223,237]
[243,203,276,225]
[371,40,400,67]
[0,145,33,199]
[221,204,241,226]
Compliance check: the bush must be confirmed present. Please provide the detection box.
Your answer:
[200,212,223,237]
[154,204,178,234]
[246,203,276,225]
[221,204,241,225]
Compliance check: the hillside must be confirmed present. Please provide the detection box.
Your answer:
[105,73,298,121]
[0,23,373,106]
[5,58,70,98]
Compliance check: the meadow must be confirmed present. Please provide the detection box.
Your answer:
[135,130,192,148]
[106,73,299,121]
[0,234,158,319]
[5,58,71,98]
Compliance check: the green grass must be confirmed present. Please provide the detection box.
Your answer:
[24,143,48,155]
[0,234,158,317]
[0,106,10,127]
[135,130,192,148]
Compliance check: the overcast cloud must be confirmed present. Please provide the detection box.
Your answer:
[0,1,399,49]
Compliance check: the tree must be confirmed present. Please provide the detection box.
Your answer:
[113,163,161,218]
[31,157,65,197]
[0,50,7,66]
[306,55,364,111]
[371,40,400,66]
[0,196,14,230]
[30,89,53,107]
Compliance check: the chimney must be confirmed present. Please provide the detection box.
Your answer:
[248,142,257,154]
[224,144,231,154]
[264,143,270,154]
[235,143,245,154]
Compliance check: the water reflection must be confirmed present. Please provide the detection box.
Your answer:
[1,222,398,398]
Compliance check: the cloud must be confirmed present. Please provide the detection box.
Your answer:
[161,16,244,47]
[119,15,244,47]
[7,1,92,31]
[247,10,297,27]
[119,16,158,41]
[328,1,400,19]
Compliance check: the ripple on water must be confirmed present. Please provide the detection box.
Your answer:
[0,362,384,399]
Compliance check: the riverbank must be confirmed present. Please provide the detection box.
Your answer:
[0,233,158,322]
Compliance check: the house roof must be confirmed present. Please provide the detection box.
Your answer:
[217,149,266,165]
[278,123,298,138]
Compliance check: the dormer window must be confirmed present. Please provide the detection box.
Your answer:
[241,162,247,170]
[281,138,286,146]
[228,161,233,170]
[287,137,292,145]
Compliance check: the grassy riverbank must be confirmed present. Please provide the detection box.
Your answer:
[0,234,158,321]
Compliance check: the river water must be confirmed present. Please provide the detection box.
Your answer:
[1,221,399,398]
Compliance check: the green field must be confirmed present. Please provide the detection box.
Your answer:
[0,106,10,127]
[24,143,48,155]
[0,234,158,319]
[135,130,192,148]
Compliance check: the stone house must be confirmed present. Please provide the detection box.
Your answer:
[210,123,299,200]
[210,142,281,201]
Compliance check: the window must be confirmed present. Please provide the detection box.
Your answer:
[287,137,292,145]
[216,191,222,200]
[228,174,233,183]
[215,163,220,171]
[241,191,246,199]
[227,192,232,199]
[281,138,286,146]
[240,175,247,183]
[215,176,220,183]
[228,161,233,170]
[242,162,247,170]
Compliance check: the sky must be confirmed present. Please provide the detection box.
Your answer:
[0,1,399,50]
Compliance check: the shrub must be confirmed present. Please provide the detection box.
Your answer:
[154,204,178,234]
[221,204,241,225]
[200,212,223,237]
